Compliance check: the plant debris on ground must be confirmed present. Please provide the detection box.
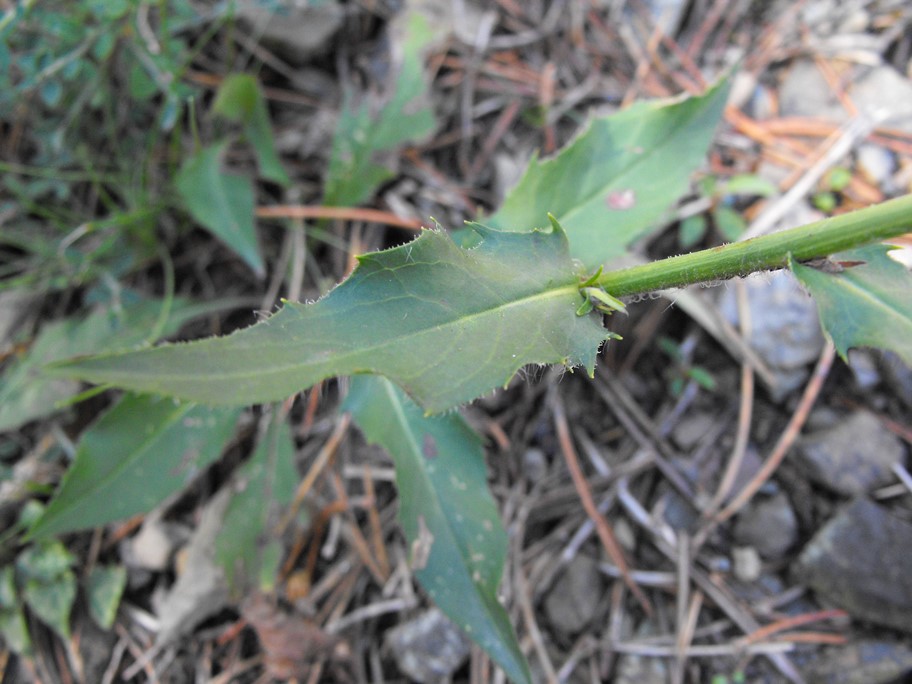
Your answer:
[2,1,912,683]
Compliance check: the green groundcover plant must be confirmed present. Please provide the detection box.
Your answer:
[3,10,912,683]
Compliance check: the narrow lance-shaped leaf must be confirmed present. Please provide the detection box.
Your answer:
[0,609,30,655]
[52,223,609,414]
[324,11,437,207]
[0,297,214,432]
[487,78,730,267]
[29,394,241,539]
[86,565,127,630]
[344,376,531,684]
[790,245,912,366]
[17,541,76,640]
[175,141,263,276]
[0,566,30,654]
[215,417,298,595]
[213,73,290,187]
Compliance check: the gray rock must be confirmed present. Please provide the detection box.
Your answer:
[719,270,825,395]
[126,516,180,571]
[729,571,787,605]
[234,0,344,63]
[494,151,529,207]
[615,621,668,684]
[880,350,912,409]
[856,144,896,186]
[799,0,872,38]
[543,554,602,635]
[733,492,798,559]
[847,349,880,391]
[708,445,764,506]
[805,639,912,684]
[634,0,686,34]
[521,448,548,483]
[386,608,471,683]
[799,0,838,32]
[657,488,699,533]
[729,71,758,112]
[796,498,912,633]
[780,59,845,121]
[780,60,912,132]
[670,412,717,450]
[797,411,906,496]
[849,66,912,131]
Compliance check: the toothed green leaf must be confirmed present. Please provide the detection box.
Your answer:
[790,246,912,365]
[52,224,609,413]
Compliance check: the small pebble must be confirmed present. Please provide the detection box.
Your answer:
[732,546,762,582]
[733,492,798,559]
[797,411,906,495]
[803,639,912,684]
[543,555,603,635]
[386,609,471,684]
[847,349,881,391]
[856,144,896,186]
[797,498,912,633]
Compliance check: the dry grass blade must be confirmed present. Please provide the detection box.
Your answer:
[256,205,423,230]
[594,375,695,500]
[740,117,877,240]
[716,342,836,522]
[671,536,700,684]
[328,471,388,585]
[276,413,351,535]
[361,465,390,578]
[515,559,557,683]
[551,391,653,616]
[616,478,805,683]
[703,279,754,519]
[740,608,848,645]
[609,641,795,657]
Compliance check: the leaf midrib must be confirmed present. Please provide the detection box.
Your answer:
[92,282,582,384]
[380,379,514,655]
[840,272,910,324]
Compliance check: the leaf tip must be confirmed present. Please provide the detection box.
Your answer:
[546,212,564,235]
[466,221,495,240]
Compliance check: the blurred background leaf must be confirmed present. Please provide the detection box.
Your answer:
[213,73,291,187]
[175,141,264,276]
[29,394,240,539]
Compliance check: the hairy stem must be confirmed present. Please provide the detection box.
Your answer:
[598,193,912,297]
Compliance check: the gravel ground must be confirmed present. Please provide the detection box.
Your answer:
[3,1,912,682]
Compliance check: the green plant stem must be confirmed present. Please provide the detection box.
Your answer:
[598,193,912,297]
